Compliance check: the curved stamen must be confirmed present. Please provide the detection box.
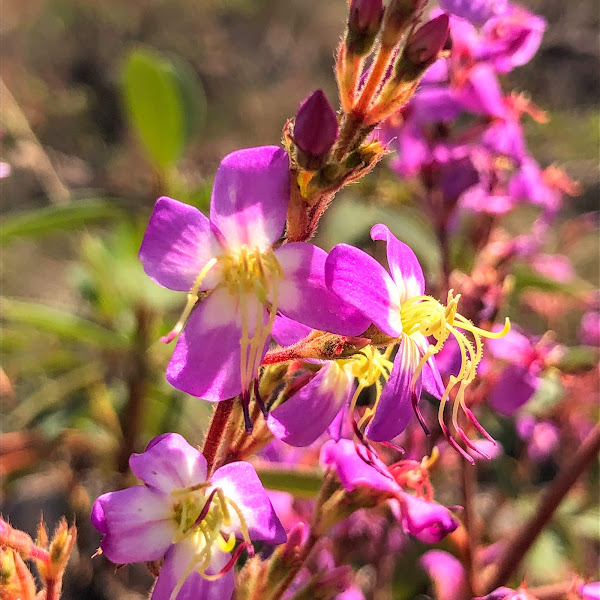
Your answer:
[162,258,218,344]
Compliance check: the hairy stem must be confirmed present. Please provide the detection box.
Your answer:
[202,397,236,475]
[483,424,600,592]
[267,533,319,600]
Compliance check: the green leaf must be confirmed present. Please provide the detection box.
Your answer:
[122,46,202,170]
[1,298,129,351]
[254,464,323,499]
[0,200,124,243]
[7,362,105,430]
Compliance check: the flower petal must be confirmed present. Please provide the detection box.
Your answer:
[166,289,267,401]
[129,433,207,493]
[371,224,425,301]
[486,325,533,363]
[139,197,223,292]
[267,362,353,446]
[271,314,312,347]
[365,336,421,442]
[325,243,402,337]
[488,364,539,416]
[210,146,289,252]
[275,243,371,336]
[210,462,287,545]
[420,550,468,600]
[398,493,458,543]
[412,333,445,398]
[320,439,399,494]
[152,539,234,600]
[91,486,175,564]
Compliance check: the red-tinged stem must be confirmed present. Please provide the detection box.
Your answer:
[45,577,62,600]
[483,424,600,593]
[202,398,235,475]
[460,456,477,598]
[353,45,394,117]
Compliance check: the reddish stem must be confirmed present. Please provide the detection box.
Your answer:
[202,398,235,475]
[483,424,600,592]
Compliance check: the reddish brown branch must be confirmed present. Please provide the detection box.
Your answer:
[483,424,600,592]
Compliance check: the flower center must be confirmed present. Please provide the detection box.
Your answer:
[161,245,283,429]
[169,484,251,599]
[340,346,395,431]
[400,290,510,460]
[219,247,283,429]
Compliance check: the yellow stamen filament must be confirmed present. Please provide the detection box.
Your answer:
[169,485,252,600]
[338,346,395,431]
[398,290,510,451]
[162,258,218,343]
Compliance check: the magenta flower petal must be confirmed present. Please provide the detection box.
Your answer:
[420,550,468,600]
[580,582,600,600]
[139,196,224,292]
[276,243,371,336]
[398,492,459,543]
[365,338,421,442]
[210,462,287,545]
[166,289,267,401]
[271,314,312,347]
[486,326,532,363]
[371,224,425,300]
[129,433,207,493]
[325,243,402,337]
[413,333,445,398]
[320,439,399,493]
[210,146,289,252]
[489,363,539,416]
[91,486,175,564]
[439,0,507,26]
[152,538,234,600]
[457,64,507,118]
[267,363,354,446]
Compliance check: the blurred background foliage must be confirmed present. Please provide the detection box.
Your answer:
[1,0,598,598]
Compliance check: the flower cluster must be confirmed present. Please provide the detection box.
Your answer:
[83,0,598,598]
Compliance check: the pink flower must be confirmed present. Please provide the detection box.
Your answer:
[139,146,369,426]
[325,224,509,459]
[320,440,459,543]
[91,433,285,600]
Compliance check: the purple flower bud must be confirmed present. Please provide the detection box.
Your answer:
[404,14,450,68]
[347,0,384,55]
[381,0,426,49]
[398,493,459,543]
[293,90,338,169]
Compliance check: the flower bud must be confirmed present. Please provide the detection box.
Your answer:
[346,0,384,56]
[293,90,338,170]
[397,492,458,543]
[404,14,450,69]
[381,0,425,49]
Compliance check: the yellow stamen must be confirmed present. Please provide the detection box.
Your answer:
[398,289,510,451]
[168,484,253,600]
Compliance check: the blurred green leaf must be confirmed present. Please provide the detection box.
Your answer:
[526,370,564,416]
[254,464,323,499]
[511,264,588,297]
[0,200,124,243]
[122,46,203,170]
[7,362,104,430]
[1,298,129,350]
